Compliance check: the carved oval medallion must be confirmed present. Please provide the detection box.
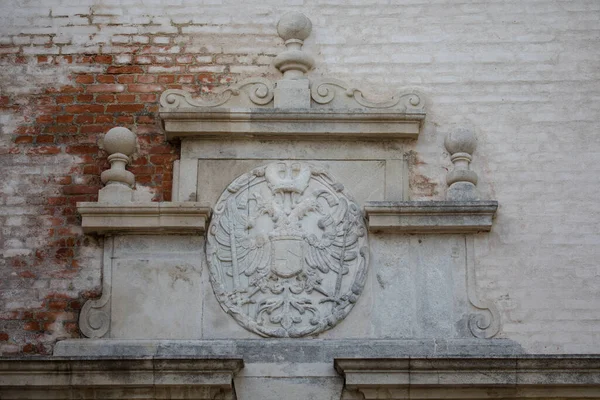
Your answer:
[206,162,369,337]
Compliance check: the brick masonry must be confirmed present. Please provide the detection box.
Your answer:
[0,0,599,355]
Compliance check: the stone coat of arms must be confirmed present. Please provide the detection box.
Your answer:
[206,162,369,337]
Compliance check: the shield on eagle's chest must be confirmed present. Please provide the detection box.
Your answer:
[270,237,304,278]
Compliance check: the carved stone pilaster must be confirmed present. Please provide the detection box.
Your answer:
[442,128,501,338]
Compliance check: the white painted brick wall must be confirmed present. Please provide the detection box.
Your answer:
[1,0,599,354]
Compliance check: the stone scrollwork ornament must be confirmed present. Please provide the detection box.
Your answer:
[206,162,369,337]
[310,78,423,111]
[159,77,275,108]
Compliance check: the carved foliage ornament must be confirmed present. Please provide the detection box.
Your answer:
[206,162,369,337]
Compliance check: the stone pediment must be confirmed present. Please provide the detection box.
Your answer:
[159,13,425,141]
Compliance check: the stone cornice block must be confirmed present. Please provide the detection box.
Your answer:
[77,202,211,235]
[335,357,600,399]
[364,201,498,234]
[53,338,523,359]
[159,107,425,141]
[0,358,243,399]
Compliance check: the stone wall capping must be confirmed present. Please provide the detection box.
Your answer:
[160,107,425,141]
[53,339,524,359]
[77,202,211,235]
[0,357,243,399]
[364,201,498,234]
[335,357,600,399]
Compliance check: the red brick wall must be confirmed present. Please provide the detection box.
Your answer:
[0,43,262,355]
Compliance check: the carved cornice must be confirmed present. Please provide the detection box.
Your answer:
[159,105,424,141]
[336,357,600,400]
[0,358,243,400]
[364,201,498,234]
[158,76,425,142]
[77,202,211,235]
[159,13,426,141]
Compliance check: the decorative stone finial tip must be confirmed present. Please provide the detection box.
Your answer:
[277,12,312,42]
[273,12,314,80]
[445,127,476,155]
[104,127,136,156]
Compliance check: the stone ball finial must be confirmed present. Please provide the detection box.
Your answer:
[445,128,480,201]
[445,128,477,155]
[103,127,136,156]
[277,12,312,42]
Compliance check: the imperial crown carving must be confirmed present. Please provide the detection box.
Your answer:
[206,162,369,337]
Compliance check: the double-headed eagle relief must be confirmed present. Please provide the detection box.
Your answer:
[206,162,369,337]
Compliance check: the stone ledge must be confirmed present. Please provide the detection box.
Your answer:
[0,357,243,400]
[53,339,523,360]
[364,201,498,234]
[335,357,600,399]
[160,108,425,141]
[77,202,211,235]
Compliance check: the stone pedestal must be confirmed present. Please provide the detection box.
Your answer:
[274,79,311,108]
